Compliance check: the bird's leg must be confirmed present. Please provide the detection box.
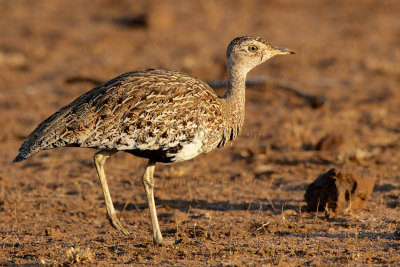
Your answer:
[94,150,129,235]
[142,160,176,245]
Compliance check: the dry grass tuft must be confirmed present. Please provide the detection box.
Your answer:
[65,247,94,264]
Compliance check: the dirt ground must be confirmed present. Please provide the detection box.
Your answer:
[1,0,400,265]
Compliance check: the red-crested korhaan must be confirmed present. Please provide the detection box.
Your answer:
[14,36,295,245]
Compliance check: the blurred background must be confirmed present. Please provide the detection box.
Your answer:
[1,0,399,148]
[1,0,400,265]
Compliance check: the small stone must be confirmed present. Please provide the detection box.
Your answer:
[316,133,344,151]
[44,227,61,237]
[394,228,400,239]
[304,167,375,213]
[282,209,297,216]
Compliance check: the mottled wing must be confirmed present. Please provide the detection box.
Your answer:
[15,69,225,161]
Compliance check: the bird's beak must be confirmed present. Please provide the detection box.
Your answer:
[271,46,296,55]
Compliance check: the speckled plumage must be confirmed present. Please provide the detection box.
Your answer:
[14,36,295,245]
[15,69,231,163]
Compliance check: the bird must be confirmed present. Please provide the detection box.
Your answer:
[13,36,295,245]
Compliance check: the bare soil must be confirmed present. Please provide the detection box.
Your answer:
[1,0,400,265]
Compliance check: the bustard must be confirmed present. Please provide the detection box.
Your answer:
[14,36,295,245]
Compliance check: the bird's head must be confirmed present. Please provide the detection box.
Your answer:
[226,36,295,73]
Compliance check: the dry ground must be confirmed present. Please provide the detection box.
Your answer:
[1,0,400,265]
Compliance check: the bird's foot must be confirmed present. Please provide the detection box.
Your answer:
[108,214,129,235]
[154,237,182,246]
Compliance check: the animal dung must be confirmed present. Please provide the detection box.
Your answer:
[304,167,375,214]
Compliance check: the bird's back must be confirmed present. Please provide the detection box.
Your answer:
[14,69,226,163]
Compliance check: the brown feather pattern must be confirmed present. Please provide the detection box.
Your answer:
[16,69,232,163]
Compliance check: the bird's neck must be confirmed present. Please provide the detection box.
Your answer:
[220,63,248,140]
[223,63,247,101]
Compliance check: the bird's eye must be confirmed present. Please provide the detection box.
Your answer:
[248,45,258,52]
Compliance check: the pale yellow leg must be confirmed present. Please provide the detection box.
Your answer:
[94,150,129,235]
[142,160,177,245]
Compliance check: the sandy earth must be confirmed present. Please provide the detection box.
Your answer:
[1,0,400,265]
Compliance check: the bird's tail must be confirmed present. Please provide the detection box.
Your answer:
[13,135,41,163]
[13,153,27,163]
[12,110,69,163]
